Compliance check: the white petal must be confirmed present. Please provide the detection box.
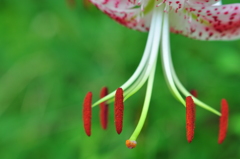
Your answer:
[188,0,221,6]
[169,3,240,40]
[90,0,154,31]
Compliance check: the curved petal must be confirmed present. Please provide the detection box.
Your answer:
[162,0,185,12]
[90,0,186,31]
[90,0,136,10]
[90,0,153,31]
[188,0,220,6]
[169,3,240,40]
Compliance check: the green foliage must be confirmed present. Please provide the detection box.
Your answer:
[0,0,240,158]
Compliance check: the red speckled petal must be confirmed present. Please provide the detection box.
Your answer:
[162,0,185,12]
[90,0,136,10]
[89,0,185,31]
[188,0,220,6]
[170,3,240,40]
[90,0,152,31]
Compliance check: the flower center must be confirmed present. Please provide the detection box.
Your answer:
[83,0,230,148]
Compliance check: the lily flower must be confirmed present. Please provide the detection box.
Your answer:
[83,0,237,148]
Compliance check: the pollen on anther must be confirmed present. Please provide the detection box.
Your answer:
[126,140,137,149]
[100,87,109,130]
[186,96,195,143]
[83,92,92,136]
[114,88,124,134]
[190,90,197,121]
[218,99,229,144]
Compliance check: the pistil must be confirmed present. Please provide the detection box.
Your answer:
[127,4,163,146]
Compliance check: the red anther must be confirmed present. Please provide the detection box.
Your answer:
[190,89,198,98]
[100,87,109,130]
[114,88,124,134]
[186,96,195,143]
[83,92,92,136]
[190,89,197,121]
[218,99,229,144]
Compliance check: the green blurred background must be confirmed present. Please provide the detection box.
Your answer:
[1,0,240,158]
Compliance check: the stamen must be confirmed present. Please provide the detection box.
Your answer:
[100,87,109,130]
[141,3,145,11]
[126,140,137,149]
[91,7,158,107]
[161,12,185,105]
[186,96,195,143]
[124,6,162,100]
[156,2,163,7]
[190,90,198,98]
[137,0,141,5]
[83,92,92,136]
[115,88,124,134]
[218,99,229,144]
[167,31,221,116]
[164,4,170,13]
[127,6,163,144]
[188,13,192,23]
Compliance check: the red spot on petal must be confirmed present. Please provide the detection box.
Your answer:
[211,18,240,35]
[115,88,124,134]
[224,11,229,15]
[218,99,229,144]
[83,92,92,136]
[100,87,109,130]
[102,0,109,4]
[186,96,195,143]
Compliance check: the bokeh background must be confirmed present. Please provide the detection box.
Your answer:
[1,0,240,158]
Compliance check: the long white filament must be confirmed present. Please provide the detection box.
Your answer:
[161,13,185,105]
[92,7,158,107]
[170,63,221,115]
[125,7,163,100]
[161,10,221,115]
[92,3,221,117]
